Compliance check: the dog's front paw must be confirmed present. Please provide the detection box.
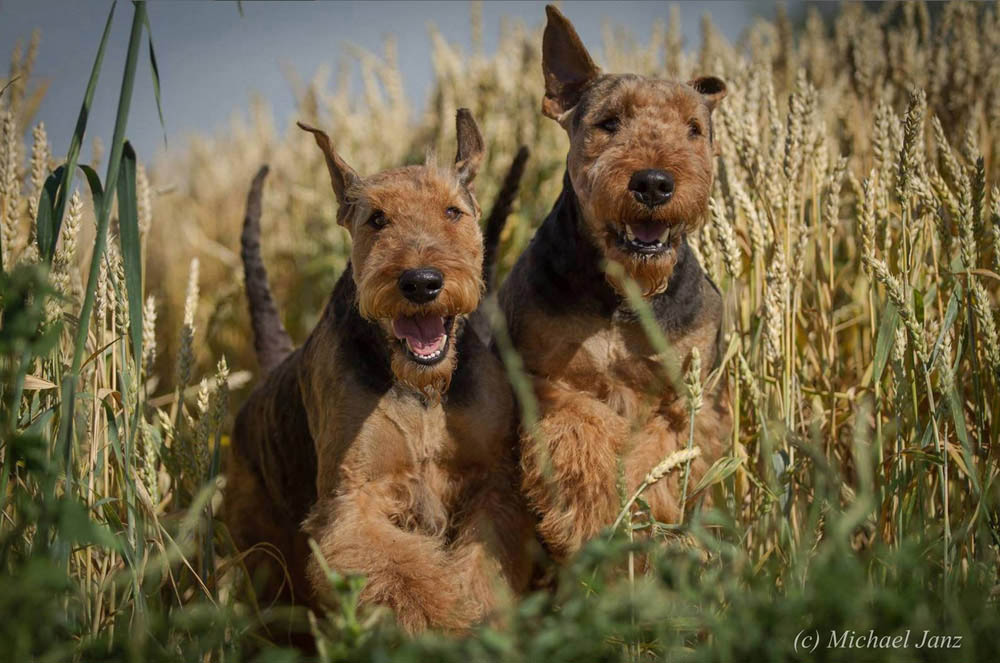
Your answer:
[376,562,476,633]
[521,386,627,560]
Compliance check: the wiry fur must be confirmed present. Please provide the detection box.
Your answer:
[225,110,535,634]
[500,5,732,563]
[568,76,718,297]
[483,146,530,292]
[348,165,486,395]
[241,165,294,374]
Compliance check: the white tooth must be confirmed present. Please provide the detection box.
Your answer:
[659,226,671,243]
[624,225,635,241]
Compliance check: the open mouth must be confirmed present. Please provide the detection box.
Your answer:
[612,220,674,255]
[391,314,454,365]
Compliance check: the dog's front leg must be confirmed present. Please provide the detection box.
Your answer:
[304,479,472,634]
[624,391,731,525]
[520,379,628,561]
[449,468,535,623]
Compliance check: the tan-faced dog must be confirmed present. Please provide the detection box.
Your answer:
[224,110,534,633]
[499,6,732,563]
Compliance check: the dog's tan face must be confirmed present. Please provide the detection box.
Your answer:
[541,5,726,297]
[300,111,485,395]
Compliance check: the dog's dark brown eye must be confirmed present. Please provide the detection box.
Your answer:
[596,116,621,133]
[445,206,463,221]
[367,210,388,229]
[688,119,702,138]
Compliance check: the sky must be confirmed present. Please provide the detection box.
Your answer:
[1,1,786,164]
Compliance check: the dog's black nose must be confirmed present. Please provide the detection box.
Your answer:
[628,169,674,207]
[398,268,444,304]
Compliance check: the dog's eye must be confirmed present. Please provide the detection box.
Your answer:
[688,119,702,138]
[596,116,621,133]
[367,210,388,229]
[445,206,463,221]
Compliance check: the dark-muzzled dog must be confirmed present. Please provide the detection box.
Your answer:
[500,6,732,563]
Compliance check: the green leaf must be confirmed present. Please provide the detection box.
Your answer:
[7,433,50,474]
[76,164,105,215]
[929,288,961,369]
[116,141,143,370]
[905,448,943,466]
[33,165,65,262]
[690,455,744,498]
[38,163,104,263]
[873,302,899,385]
[50,1,117,247]
[143,12,166,147]
[56,498,120,551]
[946,382,980,496]
[60,0,147,505]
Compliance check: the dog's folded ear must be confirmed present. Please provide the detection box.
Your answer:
[454,108,485,187]
[688,76,728,112]
[542,4,600,122]
[297,121,361,223]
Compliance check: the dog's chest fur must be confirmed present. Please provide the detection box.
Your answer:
[517,303,719,428]
[321,382,506,535]
[299,288,515,511]
[501,178,722,428]
[338,382,506,482]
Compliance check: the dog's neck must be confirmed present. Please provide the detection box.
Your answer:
[324,266,395,393]
[323,264,470,401]
[528,171,707,330]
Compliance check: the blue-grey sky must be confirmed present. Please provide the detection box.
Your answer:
[1,1,783,164]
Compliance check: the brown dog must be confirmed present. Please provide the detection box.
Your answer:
[224,110,534,633]
[499,6,731,563]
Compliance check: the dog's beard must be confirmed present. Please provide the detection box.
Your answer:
[574,159,711,298]
[580,205,688,299]
[355,267,482,399]
[386,316,464,401]
[603,239,681,298]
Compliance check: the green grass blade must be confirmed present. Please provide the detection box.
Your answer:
[946,382,980,496]
[38,163,104,264]
[59,1,148,494]
[142,13,166,147]
[76,164,105,215]
[872,302,898,385]
[115,143,146,575]
[690,455,744,499]
[49,1,117,260]
[116,141,142,369]
[929,288,961,369]
[34,165,65,261]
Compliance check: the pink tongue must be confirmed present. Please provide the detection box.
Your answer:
[392,315,446,353]
[630,221,668,243]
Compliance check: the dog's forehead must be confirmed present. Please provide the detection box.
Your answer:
[355,166,471,216]
[575,75,702,125]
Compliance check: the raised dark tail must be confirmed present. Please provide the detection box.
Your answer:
[241,165,293,375]
[482,146,530,292]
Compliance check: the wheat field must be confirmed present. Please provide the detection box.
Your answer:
[1,2,999,661]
